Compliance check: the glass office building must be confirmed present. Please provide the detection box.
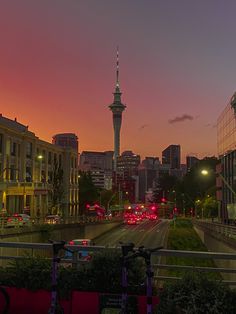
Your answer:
[217,96,236,222]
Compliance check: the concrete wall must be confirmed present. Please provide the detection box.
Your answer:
[0,221,122,265]
[194,225,236,282]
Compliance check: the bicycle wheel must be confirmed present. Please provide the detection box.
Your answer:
[0,287,9,314]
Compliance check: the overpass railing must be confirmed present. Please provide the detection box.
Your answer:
[193,220,236,240]
[0,241,236,285]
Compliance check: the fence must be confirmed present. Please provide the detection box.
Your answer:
[0,241,236,285]
[194,220,236,240]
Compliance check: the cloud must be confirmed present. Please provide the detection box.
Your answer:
[139,124,149,130]
[168,114,194,124]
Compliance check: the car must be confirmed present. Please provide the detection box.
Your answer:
[126,217,137,225]
[6,213,32,227]
[66,239,92,261]
[45,214,62,224]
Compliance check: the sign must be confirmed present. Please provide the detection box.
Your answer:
[99,294,138,314]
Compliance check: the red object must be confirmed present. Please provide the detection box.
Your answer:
[4,288,160,314]
[71,291,99,314]
[5,287,71,314]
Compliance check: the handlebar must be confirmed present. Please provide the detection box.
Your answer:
[119,242,135,257]
[119,243,163,261]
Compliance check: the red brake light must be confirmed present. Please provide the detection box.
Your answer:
[18,217,23,221]
[82,240,88,246]
[7,218,12,222]
[69,241,74,245]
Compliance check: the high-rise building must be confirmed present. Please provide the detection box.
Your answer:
[186,156,199,172]
[162,145,181,169]
[138,157,160,202]
[108,49,126,171]
[115,151,140,203]
[117,151,140,177]
[217,92,236,223]
[79,151,113,190]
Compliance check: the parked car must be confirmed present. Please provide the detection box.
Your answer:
[65,239,92,261]
[6,214,32,227]
[44,214,62,224]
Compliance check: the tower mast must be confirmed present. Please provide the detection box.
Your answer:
[108,48,126,171]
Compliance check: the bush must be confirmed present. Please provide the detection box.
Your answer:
[157,272,236,314]
[0,249,146,296]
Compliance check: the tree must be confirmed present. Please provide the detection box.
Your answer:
[79,171,99,214]
[49,159,64,215]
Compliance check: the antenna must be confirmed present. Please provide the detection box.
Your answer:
[116,46,119,88]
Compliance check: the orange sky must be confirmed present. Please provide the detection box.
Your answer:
[1,1,236,162]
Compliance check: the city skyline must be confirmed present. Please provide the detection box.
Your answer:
[1,1,236,161]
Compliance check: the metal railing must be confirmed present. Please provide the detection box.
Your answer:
[194,220,236,240]
[0,242,236,285]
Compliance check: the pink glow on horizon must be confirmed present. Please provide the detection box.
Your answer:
[1,1,236,162]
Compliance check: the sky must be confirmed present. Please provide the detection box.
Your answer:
[0,0,236,162]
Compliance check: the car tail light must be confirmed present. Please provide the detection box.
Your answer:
[69,241,75,245]
[82,240,88,246]
[7,218,12,222]
[18,217,23,221]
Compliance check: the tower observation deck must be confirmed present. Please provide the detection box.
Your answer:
[108,48,126,171]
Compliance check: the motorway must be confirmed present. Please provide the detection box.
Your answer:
[94,219,169,249]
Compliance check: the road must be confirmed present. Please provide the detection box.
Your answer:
[94,219,169,248]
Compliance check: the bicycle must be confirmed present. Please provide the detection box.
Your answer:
[0,285,10,314]
[120,242,135,314]
[137,246,163,314]
[119,243,163,314]
[48,240,73,314]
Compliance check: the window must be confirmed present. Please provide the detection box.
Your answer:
[26,142,32,158]
[48,152,52,165]
[10,165,16,180]
[11,142,16,156]
[25,167,32,182]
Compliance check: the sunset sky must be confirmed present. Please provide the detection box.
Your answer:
[1,0,236,162]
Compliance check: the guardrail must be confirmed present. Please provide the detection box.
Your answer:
[0,241,236,285]
[194,220,236,240]
[0,215,122,228]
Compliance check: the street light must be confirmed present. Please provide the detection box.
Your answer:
[201,168,236,223]
[201,169,236,198]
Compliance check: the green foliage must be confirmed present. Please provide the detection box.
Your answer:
[49,159,64,214]
[79,171,99,213]
[173,157,219,213]
[202,196,218,218]
[0,255,51,291]
[87,249,146,294]
[0,249,146,296]
[157,272,236,314]
[167,219,220,279]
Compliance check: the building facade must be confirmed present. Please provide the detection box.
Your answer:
[138,157,160,202]
[0,115,79,218]
[186,156,199,172]
[162,145,181,169]
[79,151,113,190]
[217,93,236,222]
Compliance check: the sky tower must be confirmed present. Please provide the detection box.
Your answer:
[108,48,126,171]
